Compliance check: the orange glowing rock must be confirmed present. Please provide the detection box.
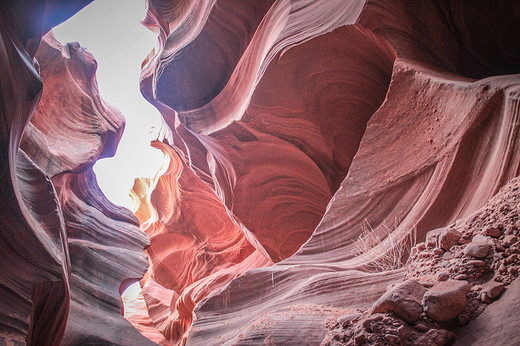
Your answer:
[130,141,271,343]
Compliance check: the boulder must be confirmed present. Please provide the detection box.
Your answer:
[503,235,517,247]
[482,281,505,301]
[422,280,469,321]
[371,280,427,323]
[425,228,444,248]
[472,234,490,243]
[439,229,462,251]
[464,242,491,258]
[484,227,503,238]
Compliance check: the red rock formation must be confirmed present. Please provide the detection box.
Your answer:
[0,2,153,344]
[136,0,520,344]
[0,1,91,344]
[25,35,155,346]
[22,35,124,176]
[2,0,520,345]
[358,0,520,78]
[185,57,520,345]
[130,141,271,343]
[143,1,395,264]
[133,3,397,341]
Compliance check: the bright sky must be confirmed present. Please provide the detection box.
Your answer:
[53,0,168,209]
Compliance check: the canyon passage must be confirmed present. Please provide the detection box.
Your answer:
[1,0,520,345]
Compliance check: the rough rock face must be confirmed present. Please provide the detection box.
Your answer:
[322,176,520,345]
[371,280,427,323]
[1,0,520,346]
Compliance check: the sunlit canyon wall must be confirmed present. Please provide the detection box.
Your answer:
[1,1,520,345]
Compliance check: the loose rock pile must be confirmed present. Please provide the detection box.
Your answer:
[322,177,520,345]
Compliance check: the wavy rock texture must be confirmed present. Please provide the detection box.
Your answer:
[2,0,520,345]
[136,0,520,345]
[142,0,367,133]
[22,35,125,177]
[53,171,153,345]
[292,60,520,267]
[187,59,520,345]
[143,1,395,263]
[130,141,272,343]
[22,35,154,346]
[0,1,91,344]
[133,2,396,342]
[358,0,520,79]
[0,2,154,344]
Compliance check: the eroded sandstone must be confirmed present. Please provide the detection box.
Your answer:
[1,1,520,345]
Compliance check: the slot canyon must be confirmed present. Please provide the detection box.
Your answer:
[1,0,520,345]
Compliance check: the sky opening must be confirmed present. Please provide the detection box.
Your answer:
[53,0,168,209]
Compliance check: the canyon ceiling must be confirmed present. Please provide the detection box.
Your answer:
[1,0,520,345]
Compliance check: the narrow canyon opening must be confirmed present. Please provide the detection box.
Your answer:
[1,1,520,346]
[50,0,179,342]
[52,0,168,209]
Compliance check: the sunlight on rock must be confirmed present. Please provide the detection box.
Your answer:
[121,282,143,318]
[53,0,169,209]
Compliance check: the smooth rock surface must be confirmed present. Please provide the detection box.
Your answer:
[1,1,520,345]
[456,278,520,345]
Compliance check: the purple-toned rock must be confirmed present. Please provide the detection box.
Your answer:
[472,234,490,243]
[439,229,462,251]
[416,329,455,346]
[484,227,503,238]
[482,282,505,301]
[464,242,491,258]
[426,228,444,248]
[503,235,518,247]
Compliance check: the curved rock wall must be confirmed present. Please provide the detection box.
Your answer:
[0,2,90,344]
[1,0,520,345]
[138,0,520,344]
[28,35,154,346]
[130,141,271,343]
[0,2,154,344]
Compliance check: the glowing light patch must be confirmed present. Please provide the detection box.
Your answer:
[121,281,145,319]
[53,0,169,209]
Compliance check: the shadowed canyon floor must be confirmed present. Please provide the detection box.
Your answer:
[1,0,520,345]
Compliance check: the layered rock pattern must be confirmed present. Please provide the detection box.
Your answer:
[28,35,154,346]
[0,2,153,344]
[137,0,520,345]
[130,141,272,343]
[1,0,520,345]
[0,1,90,344]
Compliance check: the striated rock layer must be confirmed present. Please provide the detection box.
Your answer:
[1,0,520,345]
[186,58,520,346]
[130,141,272,343]
[0,1,89,344]
[136,0,520,345]
[1,2,154,345]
